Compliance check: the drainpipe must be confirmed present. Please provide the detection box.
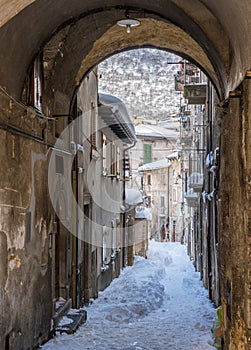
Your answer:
[206,79,213,300]
[122,141,136,268]
[71,117,79,308]
[167,166,170,222]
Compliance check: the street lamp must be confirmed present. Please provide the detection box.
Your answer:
[117,10,141,33]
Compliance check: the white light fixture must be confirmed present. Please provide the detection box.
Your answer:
[117,18,141,33]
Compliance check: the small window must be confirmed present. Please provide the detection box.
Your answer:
[102,225,107,263]
[147,174,151,185]
[124,150,130,179]
[55,155,64,175]
[102,134,107,174]
[143,144,152,164]
[161,174,166,185]
[110,143,117,175]
[25,211,31,243]
[102,225,110,264]
[28,53,43,111]
[91,113,97,148]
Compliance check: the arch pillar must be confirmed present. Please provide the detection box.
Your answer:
[220,76,251,348]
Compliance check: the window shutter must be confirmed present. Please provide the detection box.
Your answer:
[143,144,152,164]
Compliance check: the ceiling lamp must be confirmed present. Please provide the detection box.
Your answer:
[117,11,141,33]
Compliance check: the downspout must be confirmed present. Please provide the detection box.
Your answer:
[206,79,213,300]
[122,141,136,268]
[71,113,78,308]
[167,165,170,235]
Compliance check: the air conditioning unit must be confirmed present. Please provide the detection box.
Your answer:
[77,144,84,153]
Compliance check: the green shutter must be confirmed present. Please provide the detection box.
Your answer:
[143,144,152,164]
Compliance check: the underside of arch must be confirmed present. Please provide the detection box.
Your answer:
[0,0,250,105]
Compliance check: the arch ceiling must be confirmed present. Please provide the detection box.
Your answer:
[0,0,250,105]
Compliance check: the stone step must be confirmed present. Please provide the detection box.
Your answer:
[55,309,87,334]
[52,298,72,329]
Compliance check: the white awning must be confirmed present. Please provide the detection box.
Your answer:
[125,188,143,206]
[98,93,136,145]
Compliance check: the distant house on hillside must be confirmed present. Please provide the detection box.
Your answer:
[125,119,182,241]
[138,152,182,242]
[130,122,179,185]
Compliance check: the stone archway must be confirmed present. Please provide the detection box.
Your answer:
[0,0,250,104]
[1,2,251,349]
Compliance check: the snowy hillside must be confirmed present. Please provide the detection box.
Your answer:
[98,49,182,120]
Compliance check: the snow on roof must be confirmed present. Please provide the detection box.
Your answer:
[138,158,171,171]
[158,120,180,131]
[125,188,143,206]
[135,124,178,139]
[166,151,179,160]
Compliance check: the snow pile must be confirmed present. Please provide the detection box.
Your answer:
[147,241,173,268]
[88,256,165,324]
[42,241,216,350]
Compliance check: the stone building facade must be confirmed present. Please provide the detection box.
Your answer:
[1,1,251,349]
[138,154,182,242]
[177,62,222,307]
[0,66,137,348]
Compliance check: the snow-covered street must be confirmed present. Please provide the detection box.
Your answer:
[42,242,216,350]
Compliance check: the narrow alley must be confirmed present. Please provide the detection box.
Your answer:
[42,241,215,350]
[2,2,251,349]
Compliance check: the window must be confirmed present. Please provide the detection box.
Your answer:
[109,143,118,175]
[111,219,118,251]
[111,143,117,175]
[55,155,64,175]
[124,150,130,178]
[189,154,193,174]
[143,144,152,164]
[102,134,107,174]
[28,54,43,111]
[147,174,151,185]
[161,196,165,207]
[102,225,109,264]
[25,211,31,243]
[91,108,97,148]
[161,174,166,185]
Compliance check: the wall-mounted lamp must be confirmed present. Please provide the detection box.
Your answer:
[117,11,141,33]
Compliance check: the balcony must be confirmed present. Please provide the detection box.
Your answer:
[187,172,204,193]
[184,83,207,105]
[185,189,199,207]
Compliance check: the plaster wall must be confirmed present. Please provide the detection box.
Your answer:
[0,93,53,349]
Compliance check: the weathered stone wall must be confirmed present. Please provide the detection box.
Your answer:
[0,91,53,349]
[220,79,251,349]
[242,79,251,348]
